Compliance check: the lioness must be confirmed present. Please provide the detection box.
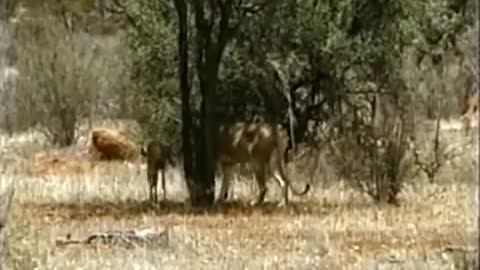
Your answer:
[140,141,175,202]
[216,122,311,207]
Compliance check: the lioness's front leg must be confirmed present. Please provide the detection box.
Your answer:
[250,162,267,206]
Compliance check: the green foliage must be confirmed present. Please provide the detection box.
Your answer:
[217,47,266,123]
[123,0,473,139]
[123,0,179,148]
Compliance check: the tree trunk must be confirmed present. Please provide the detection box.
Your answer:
[173,0,197,204]
[186,0,245,207]
[192,24,232,207]
[193,68,218,207]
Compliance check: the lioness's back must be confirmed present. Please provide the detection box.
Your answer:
[217,122,282,164]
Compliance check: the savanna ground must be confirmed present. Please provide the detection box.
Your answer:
[0,119,478,270]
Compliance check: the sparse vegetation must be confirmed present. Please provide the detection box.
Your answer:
[0,137,477,269]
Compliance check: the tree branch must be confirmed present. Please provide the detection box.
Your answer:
[192,1,209,77]
[231,0,273,33]
[106,0,143,33]
[216,0,234,54]
[192,0,210,37]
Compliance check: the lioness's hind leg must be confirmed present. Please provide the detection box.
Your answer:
[250,163,267,206]
[273,170,288,207]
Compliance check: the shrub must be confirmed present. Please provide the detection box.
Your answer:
[328,98,415,205]
[10,15,125,146]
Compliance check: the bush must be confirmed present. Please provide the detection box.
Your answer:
[133,78,182,153]
[328,97,415,205]
[123,0,181,151]
[9,15,126,146]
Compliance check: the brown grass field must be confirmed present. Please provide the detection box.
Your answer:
[0,120,478,270]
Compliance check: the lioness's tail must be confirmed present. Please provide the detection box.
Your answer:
[288,182,311,196]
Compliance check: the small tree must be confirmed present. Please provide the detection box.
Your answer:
[13,16,101,146]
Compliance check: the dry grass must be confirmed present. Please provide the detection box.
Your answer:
[0,121,478,270]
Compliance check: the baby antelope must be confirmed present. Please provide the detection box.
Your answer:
[140,141,175,203]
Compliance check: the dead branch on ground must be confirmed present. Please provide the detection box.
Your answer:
[55,228,169,249]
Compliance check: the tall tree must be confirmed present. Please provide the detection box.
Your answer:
[174,0,273,206]
[190,0,236,206]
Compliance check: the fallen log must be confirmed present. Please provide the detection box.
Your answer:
[56,227,169,249]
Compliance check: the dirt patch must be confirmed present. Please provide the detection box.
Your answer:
[31,156,95,176]
[3,148,95,176]
[18,200,335,222]
[17,199,438,225]
[3,146,144,177]
[338,232,459,253]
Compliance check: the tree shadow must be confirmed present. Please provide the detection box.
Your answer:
[24,198,347,220]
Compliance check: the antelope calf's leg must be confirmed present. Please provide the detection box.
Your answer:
[161,168,166,201]
[147,166,159,203]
